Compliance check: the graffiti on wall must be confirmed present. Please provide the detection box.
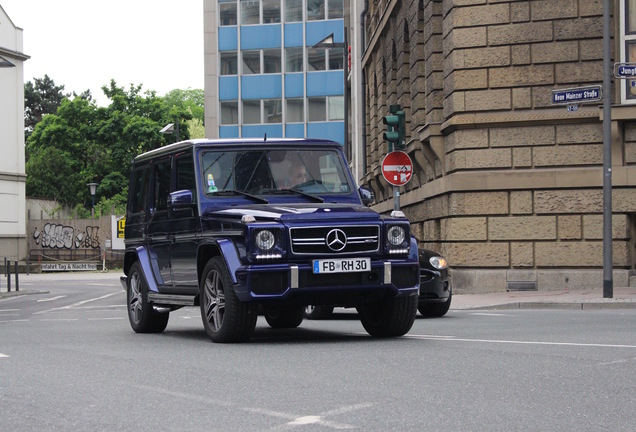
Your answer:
[33,223,100,249]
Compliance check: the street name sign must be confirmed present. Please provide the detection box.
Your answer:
[382,151,413,186]
[614,62,636,78]
[551,85,602,105]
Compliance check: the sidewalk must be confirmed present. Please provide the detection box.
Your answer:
[451,286,636,310]
[2,271,636,310]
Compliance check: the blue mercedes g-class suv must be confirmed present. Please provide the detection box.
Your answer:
[121,138,419,342]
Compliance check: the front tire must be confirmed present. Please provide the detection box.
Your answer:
[418,292,452,318]
[357,294,417,338]
[200,257,257,343]
[127,262,169,333]
[264,304,305,328]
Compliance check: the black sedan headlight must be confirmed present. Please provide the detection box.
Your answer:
[429,256,448,270]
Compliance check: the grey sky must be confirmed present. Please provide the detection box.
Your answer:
[2,0,204,105]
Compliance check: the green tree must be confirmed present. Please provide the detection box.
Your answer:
[24,75,70,139]
[164,88,204,122]
[26,80,193,212]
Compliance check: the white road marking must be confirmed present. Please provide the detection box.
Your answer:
[37,295,67,302]
[0,309,20,312]
[130,383,365,430]
[598,357,636,366]
[87,317,124,321]
[39,318,79,322]
[0,319,29,323]
[470,312,513,317]
[406,334,636,349]
[34,291,121,315]
[0,353,9,358]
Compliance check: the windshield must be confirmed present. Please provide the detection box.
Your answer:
[200,148,352,196]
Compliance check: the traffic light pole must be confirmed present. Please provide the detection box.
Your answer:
[383,105,406,212]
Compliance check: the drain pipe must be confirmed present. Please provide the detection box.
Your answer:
[360,0,369,181]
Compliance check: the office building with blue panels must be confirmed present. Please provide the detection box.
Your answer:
[204,0,346,145]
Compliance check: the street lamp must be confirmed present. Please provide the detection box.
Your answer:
[312,32,348,155]
[160,121,180,142]
[87,182,98,218]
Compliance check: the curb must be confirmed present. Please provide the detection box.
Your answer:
[0,290,49,300]
[461,301,636,311]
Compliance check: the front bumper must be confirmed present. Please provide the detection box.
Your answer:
[234,260,419,302]
[419,268,451,304]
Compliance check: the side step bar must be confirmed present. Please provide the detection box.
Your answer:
[148,292,197,306]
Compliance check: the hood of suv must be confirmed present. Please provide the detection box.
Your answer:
[203,203,383,223]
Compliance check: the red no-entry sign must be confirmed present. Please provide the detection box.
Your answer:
[381,151,413,186]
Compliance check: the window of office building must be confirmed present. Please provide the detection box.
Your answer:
[241,0,260,25]
[220,1,237,26]
[308,97,343,121]
[264,99,282,123]
[285,0,303,22]
[285,47,303,72]
[328,47,344,70]
[286,99,304,122]
[242,99,283,124]
[263,49,282,73]
[622,0,636,101]
[221,101,239,125]
[263,0,281,23]
[308,97,326,121]
[243,100,261,124]
[328,96,344,120]
[329,0,343,19]
[307,0,325,21]
[221,52,238,75]
[306,0,343,21]
[242,50,261,74]
[307,47,326,71]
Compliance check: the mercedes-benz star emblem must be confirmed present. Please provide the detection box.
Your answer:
[326,229,347,251]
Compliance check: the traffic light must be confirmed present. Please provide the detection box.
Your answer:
[383,104,406,150]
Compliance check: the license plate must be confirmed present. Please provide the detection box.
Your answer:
[312,258,370,274]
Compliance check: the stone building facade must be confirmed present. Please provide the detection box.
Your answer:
[359,0,636,292]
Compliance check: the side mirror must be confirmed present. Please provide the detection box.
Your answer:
[359,186,375,206]
[169,189,194,207]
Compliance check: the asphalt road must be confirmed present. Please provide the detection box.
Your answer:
[1,274,636,431]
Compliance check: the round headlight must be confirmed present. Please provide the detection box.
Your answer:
[429,256,448,270]
[255,230,275,251]
[387,226,406,246]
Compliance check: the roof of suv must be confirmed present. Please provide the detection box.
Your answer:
[134,138,341,162]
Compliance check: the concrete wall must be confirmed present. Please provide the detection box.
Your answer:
[0,6,28,262]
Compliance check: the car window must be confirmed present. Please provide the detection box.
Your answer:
[153,158,171,211]
[200,148,352,195]
[130,165,149,214]
[175,154,197,205]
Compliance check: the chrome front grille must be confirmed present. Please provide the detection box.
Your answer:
[290,225,380,255]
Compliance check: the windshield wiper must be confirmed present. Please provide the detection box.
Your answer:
[210,189,269,204]
[261,188,324,203]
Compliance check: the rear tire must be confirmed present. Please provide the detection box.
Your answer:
[357,294,417,338]
[304,305,334,320]
[264,304,305,328]
[127,262,169,333]
[200,257,257,343]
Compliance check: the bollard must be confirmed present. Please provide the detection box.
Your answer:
[3,256,6,278]
[15,261,19,292]
[6,260,10,292]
